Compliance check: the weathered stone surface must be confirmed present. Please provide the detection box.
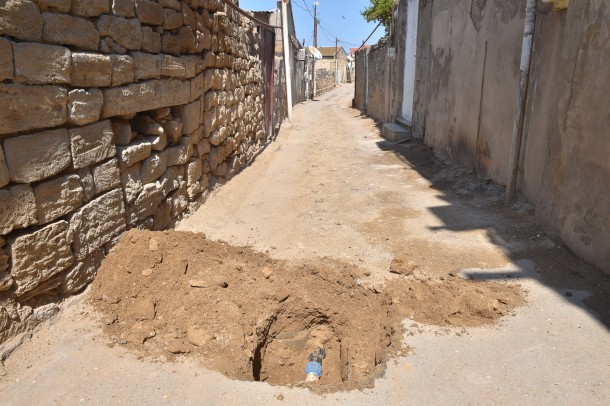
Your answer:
[172,100,201,135]
[13,42,70,84]
[163,8,182,30]
[181,2,196,28]
[187,159,202,185]
[97,15,143,51]
[11,220,74,296]
[34,174,84,224]
[132,115,163,136]
[162,26,195,55]
[0,184,37,235]
[35,0,71,12]
[70,189,126,260]
[77,167,95,201]
[120,163,142,203]
[3,128,71,183]
[163,120,183,144]
[0,0,43,41]
[61,248,104,294]
[110,54,135,86]
[166,136,193,166]
[127,181,165,224]
[42,12,99,51]
[69,120,116,169]
[111,0,134,17]
[159,166,183,195]
[68,89,103,125]
[0,37,13,81]
[135,0,163,25]
[140,152,167,184]
[131,52,162,80]
[71,0,110,17]
[71,53,112,87]
[111,119,134,145]
[161,55,186,78]
[102,79,191,118]
[117,138,152,168]
[160,0,179,10]
[0,84,67,134]
[92,158,121,194]
[0,145,8,188]
[141,26,161,53]
[0,271,13,292]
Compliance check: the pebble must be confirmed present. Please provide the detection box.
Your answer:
[142,268,153,277]
[261,267,273,279]
[190,280,207,288]
[149,239,159,251]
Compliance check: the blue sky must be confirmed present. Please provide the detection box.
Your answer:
[239,0,385,51]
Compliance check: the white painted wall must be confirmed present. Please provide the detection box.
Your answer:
[401,0,419,123]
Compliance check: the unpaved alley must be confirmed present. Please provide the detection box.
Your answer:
[1,85,609,405]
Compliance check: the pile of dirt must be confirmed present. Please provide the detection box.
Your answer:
[90,229,525,392]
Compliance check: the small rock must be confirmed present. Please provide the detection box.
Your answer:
[187,325,213,347]
[0,362,7,376]
[102,294,121,304]
[219,281,228,288]
[132,296,156,321]
[142,268,153,277]
[261,266,273,279]
[275,393,285,401]
[275,290,290,302]
[117,339,128,345]
[390,255,417,276]
[189,280,207,288]
[149,238,159,251]
[167,340,191,354]
[363,270,371,277]
[104,314,118,325]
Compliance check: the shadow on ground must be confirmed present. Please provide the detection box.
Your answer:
[376,138,610,330]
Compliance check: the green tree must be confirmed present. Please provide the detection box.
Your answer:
[361,0,396,31]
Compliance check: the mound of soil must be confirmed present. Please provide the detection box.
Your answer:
[90,229,525,392]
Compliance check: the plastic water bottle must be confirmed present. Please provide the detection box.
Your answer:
[305,348,326,382]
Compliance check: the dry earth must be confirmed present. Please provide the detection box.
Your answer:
[0,84,609,405]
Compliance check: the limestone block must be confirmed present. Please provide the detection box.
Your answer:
[190,73,205,102]
[196,138,210,158]
[132,115,163,137]
[141,26,161,53]
[159,166,182,195]
[42,12,99,51]
[135,0,163,25]
[182,55,198,78]
[140,152,167,184]
[61,247,104,294]
[35,0,71,12]
[0,145,8,188]
[109,55,134,86]
[0,271,13,291]
[34,174,84,224]
[70,189,125,260]
[203,107,218,135]
[3,128,71,183]
[170,181,188,217]
[0,184,37,235]
[127,181,164,224]
[131,52,161,80]
[162,55,186,78]
[163,120,183,144]
[97,15,143,51]
[186,159,202,186]
[116,138,151,167]
[71,0,110,17]
[111,119,134,145]
[77,167,95,201]
[120,162,142,204]
[69,120,116,169]
[195,29,212,52]
[0,0,43,41]
[160,0,179,10]
[112,0,135,17]
[11,220,74,296]
[92,158,121,194]
[102,79,190,118]
[0,38,14,81]
[172,100,201,135]
[68,89,103,125]
[163,8,182,30]
[71,53,112,87]
[181,2,195,28]
[165,136,192,166]
[147,132,167,152]
[12,42,70,85]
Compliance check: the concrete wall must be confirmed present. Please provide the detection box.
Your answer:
[413,0,610,273]
[0,0,267,343]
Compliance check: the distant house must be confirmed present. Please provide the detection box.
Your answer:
[316,46,350,84]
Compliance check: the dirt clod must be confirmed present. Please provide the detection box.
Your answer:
[91,229,525,392]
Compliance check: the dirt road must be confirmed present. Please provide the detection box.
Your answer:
[1,84,609,404]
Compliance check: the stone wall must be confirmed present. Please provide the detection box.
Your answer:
[0,0,266,343]
[314,68,335,96]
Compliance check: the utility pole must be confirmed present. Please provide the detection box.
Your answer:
[312,1,318,98]
[281,0,293,122]
[335,37,338,84]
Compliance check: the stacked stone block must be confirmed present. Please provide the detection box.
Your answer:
[0,0,266,343]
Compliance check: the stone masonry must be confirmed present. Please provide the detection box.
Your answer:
[0,0,267,343]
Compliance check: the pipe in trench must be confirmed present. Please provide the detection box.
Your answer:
[506,0,538,203]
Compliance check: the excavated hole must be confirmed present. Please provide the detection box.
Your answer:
[251,308,347,386]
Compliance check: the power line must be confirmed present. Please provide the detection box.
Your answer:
[354,21,382,53]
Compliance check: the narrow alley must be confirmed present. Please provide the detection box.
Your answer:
[1,85,608,405]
